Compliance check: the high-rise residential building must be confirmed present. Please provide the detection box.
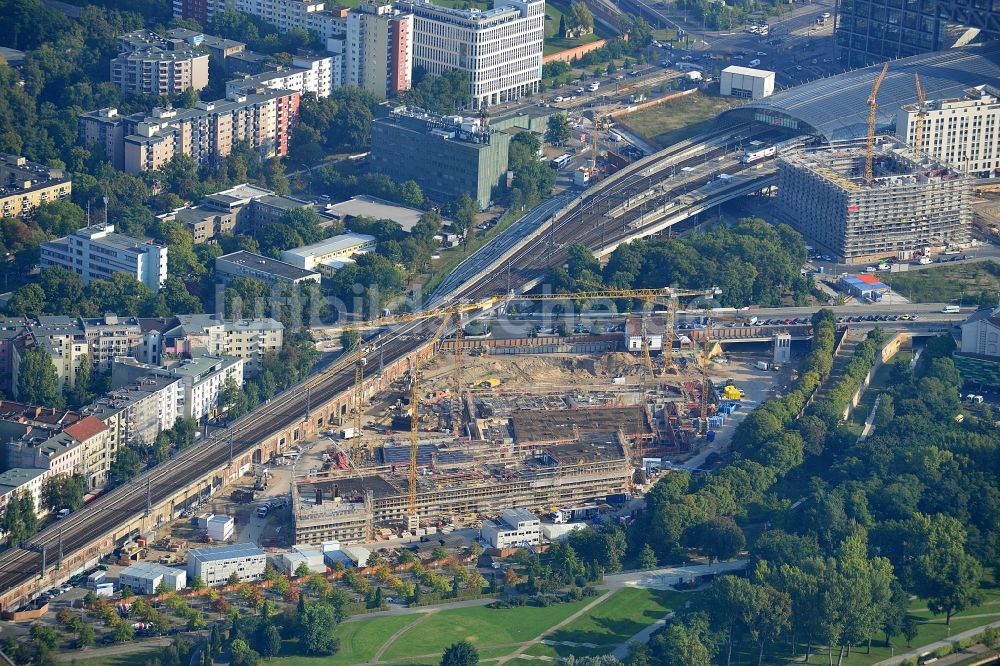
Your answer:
[837,0,1000,68]
[79,87,300,174]
[370,107,511,208]
[112,30,210,96]
[775,138,972,265]
[346,0,413,97]
[0,154,71,219]
[897,85,1000,179]
[226,54,338,98]
[397,0,544,109]
[40,224,168,290]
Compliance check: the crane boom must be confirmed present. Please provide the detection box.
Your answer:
[864,63,890,186]
[914,73,926,154]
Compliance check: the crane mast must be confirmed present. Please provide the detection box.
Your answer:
[864,64,890,186]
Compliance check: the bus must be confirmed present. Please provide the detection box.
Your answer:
[550,154,572,169]
[941,305,961,314]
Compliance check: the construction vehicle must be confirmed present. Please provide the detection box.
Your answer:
[479,378,501,388]
[722,385,744,401]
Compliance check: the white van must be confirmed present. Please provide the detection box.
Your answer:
[941,305,961,314]
[748,58,761,67]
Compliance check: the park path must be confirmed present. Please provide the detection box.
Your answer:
[874,618,1000,666]
[610,612,675,660]
[370,612,434,663]
[494,591,613,665]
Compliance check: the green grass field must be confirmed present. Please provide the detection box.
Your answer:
[542,0,614,56]
[548,588,682,647]
[271,615,415,666]
[56,646,172,666]
[880,260,1000,305]
[619,92,742,149]
[378,598,597,660]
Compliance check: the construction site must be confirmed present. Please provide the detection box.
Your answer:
[776,137,972,264]
[293,293,787,546]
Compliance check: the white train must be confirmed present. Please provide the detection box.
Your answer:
[740,145,777,164]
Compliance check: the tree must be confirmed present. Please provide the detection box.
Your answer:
[298,601,340,655]
[76,623,95,648]
[113,621,135,643]
[41,474,86,511]
[691,517,746,562]
[452,193,477,249]
[191,576,205,590]
[432,546,449,562]
[179,86,199,108]
[545,114,571,146]
[440,641,479,666]
[399,180,424,208]
[295,562,311,578]
[902,616,919,647]
[16,347,64,408]
[340,329,361,351]
[228,572,241,586]
[638,544,658,570]
[258,623,282,660]
[6,283,45,318]
[30,625,59,650]
[66,352,92,408]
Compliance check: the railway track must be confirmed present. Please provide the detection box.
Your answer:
[0,121,777,605]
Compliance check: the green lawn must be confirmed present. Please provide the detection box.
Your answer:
[542,0,615,56]
[57,648,170,666]
[619,92,743,149]
[880,260,1000,305]
[379,598,597,660]
[271,615,415,666]
[546,588,683,648]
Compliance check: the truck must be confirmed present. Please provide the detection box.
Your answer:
[917,256,933,265]
[755,361,770,371]
[340,427,358,439]
[553,505,599,523]
[587,81,600,92]
[941,305,961,314]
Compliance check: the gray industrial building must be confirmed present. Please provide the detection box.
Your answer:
[370,107,512,209]
[775,138,971,265]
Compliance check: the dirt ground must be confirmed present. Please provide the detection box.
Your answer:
[420,351,651,390]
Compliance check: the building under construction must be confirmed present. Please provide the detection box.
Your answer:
[776,137,971,264]
[292,422,632,545]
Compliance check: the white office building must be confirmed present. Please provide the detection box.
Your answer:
[280,233,376,271]
[480,508,541,549]
[897,84,1000,179]
[119,562,187,594]
[187,543,267,586]
[720,66,775,100]
[40,224,168,289]
[397,0,544,109]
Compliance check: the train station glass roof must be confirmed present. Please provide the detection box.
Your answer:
[721,42,1000,142]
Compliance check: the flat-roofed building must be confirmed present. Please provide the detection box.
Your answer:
[120,562,187,594]
[215,251,321,286]
[481,508,541,549]
[0,154,72,219]
[227,55,337,99]
[281,233,376,271]
[187,542,267,586]
[39,224,168,289]
[112,30,210,96]
[897,84,1000,179]
[720,65,774,100]
[112,355,243,421]
[160,314,283,376]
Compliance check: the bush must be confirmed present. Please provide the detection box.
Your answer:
[982,626,1000,648]
[934,644,953,658]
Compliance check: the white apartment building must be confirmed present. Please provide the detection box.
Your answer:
[897,84,1000,179]
[480,508,541,549]
[0,468,49,518]
[397,0,544,109]
[40,224,168,290]
[112,31,210,96]
[347,0,413,97]
[112,355,244,421]
[161,314,283,376]
[187,543,267,586]
[280,233,376,271]
[226,55,338,99]
[5,431,82,480]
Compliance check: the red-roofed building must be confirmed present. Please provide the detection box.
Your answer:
[64,417,112,491]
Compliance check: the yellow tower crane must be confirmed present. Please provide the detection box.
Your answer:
[864,63,890,186]
[914,73,927,154]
